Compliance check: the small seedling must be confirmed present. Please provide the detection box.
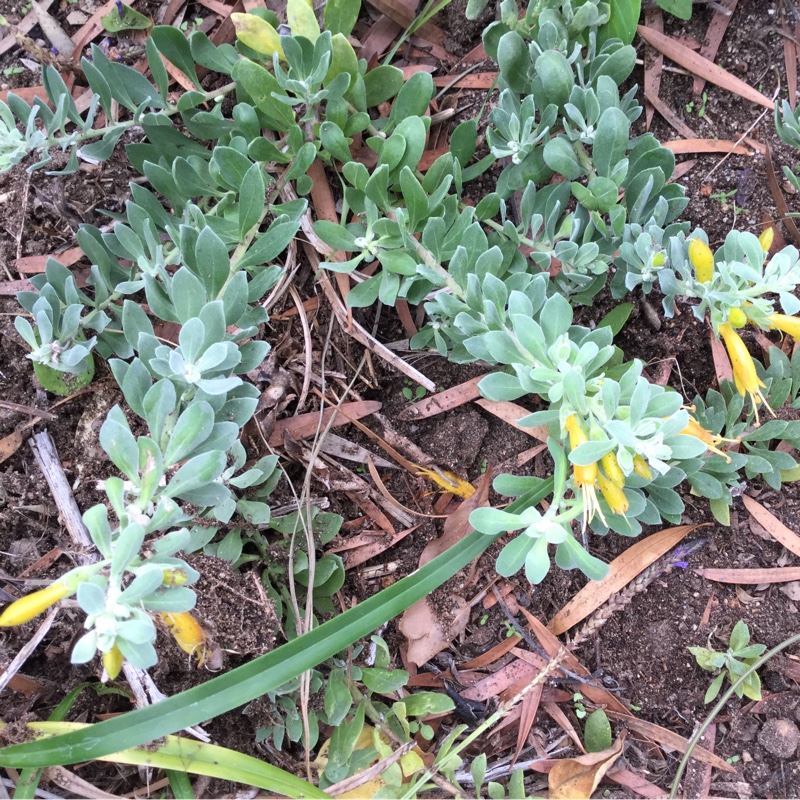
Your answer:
[2,67,23,76]
[689,620,766,703]
[572,692,587,719]
[401,379,426,401]
[708,188,749,217]
[684,92,708,118]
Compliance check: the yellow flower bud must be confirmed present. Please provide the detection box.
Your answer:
[632,454,652,481]
[564,414,588,448]
[159,612,207,666]
[728,308,748,328]
[103,645,124,681]
[596,471,629,515]
[162,569,190,587]
[564,415,596,486]
[0,582,70,626]
[758,227,774,253]
[688,238,714,283]
[600,451,625,489]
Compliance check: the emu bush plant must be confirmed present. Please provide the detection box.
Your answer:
[1,0,800,787]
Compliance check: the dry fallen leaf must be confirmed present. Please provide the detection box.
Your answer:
[695,566,800,583]
[710,326,735,385]
[663,139,751,155]
[548,736,624,799]
[636,25,774,109]
[398,594,468,667]
[268,400,381,446]
[0,430,25,465]
[779,580,800,601]
[743,495,800,557]
[548,525,699,635]
[418,470,491,567]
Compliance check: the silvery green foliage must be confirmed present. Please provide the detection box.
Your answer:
[272,32,351,121]
[307,0,688,306]
[478,0,610,52]
[15,143,304,374]
[0,39,218,174]
[660,230,800,332]
[775,99,800,193]
[489,4,687,229]
[610,219,685,297]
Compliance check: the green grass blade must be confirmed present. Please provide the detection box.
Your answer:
[11,722,327,799]
[0,529,499,767]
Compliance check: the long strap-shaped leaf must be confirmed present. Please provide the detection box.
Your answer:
[3,721,329,799]
[0,528,501,767]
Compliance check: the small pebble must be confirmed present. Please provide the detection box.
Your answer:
[757,718,800,759]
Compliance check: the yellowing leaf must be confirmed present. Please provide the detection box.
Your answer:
[399,749,425,776]
[313,726,424,798]
[287,0,321,41]
[231,13,284,60]
[325,32,359,90]
[549,737,624,799]
[416,467,475,498]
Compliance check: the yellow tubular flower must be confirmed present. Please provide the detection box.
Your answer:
[600,451,625,489]
[0,582,70,626]
[159,612,207,666]
[564,415,605,529]
[632,454,652,480]
[719,323,774,426]
[688,238,714,283]
[679,416,739,462]
[596,471,629,515]
[103,645,124,681]
[767,314,800,340]
[759,227,774,253]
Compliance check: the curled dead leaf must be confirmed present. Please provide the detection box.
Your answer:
[548,735,625,799]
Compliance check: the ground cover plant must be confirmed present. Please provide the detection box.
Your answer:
[0,0,799,796]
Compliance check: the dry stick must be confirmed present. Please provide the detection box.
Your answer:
[326,741,417,797]
[0,608,57,695]
[702,84,778,182]
[281,181,436,391]
[289,283,313,415]
[29,431,94,563]
[40,766,121,800]
[27,430,209,741]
